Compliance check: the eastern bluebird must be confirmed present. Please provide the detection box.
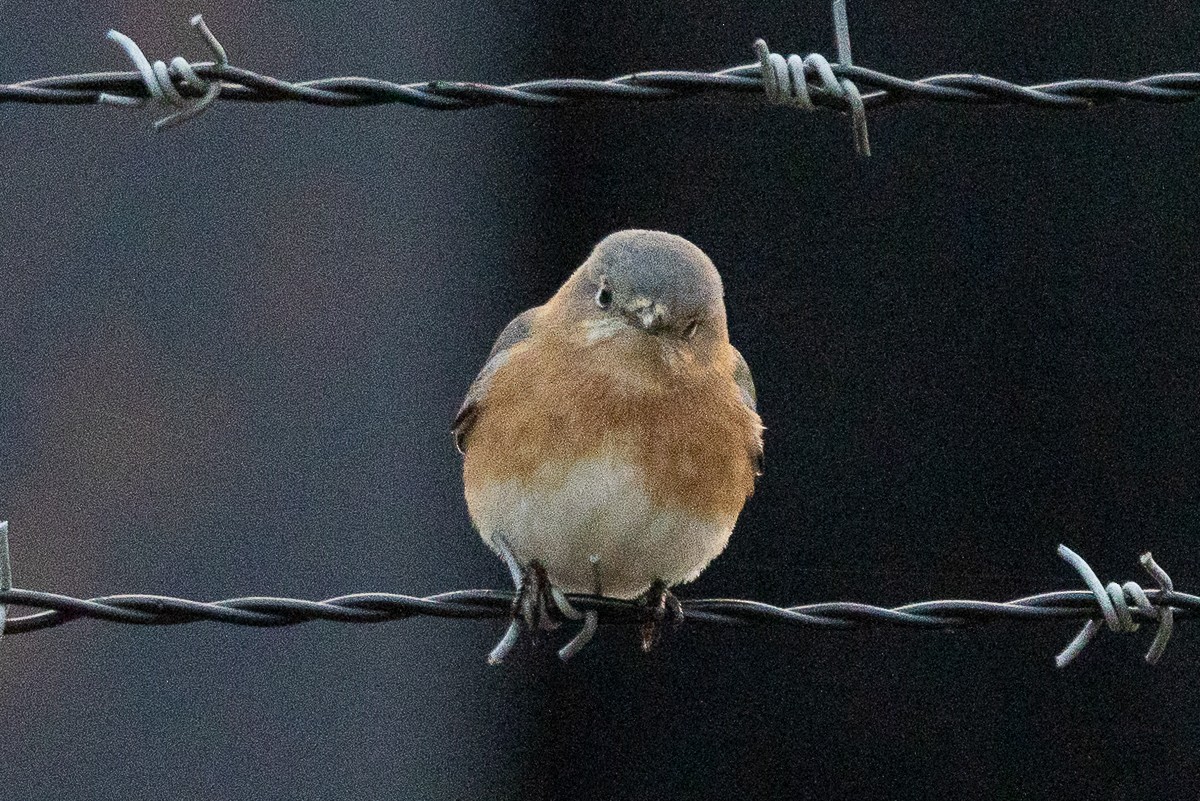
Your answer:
[454,230,763,658]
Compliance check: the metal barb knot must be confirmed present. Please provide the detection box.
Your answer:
[1054,545,1177,667]
[754,0,870,156]
[103,14,228,130]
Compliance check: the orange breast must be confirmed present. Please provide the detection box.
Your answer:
[463,331,762,522]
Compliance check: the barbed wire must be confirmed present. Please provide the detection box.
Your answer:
[2,5,1199,154]
[0,522,1192,667]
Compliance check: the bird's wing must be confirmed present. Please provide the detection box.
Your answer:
[730,345,764,475]
[731,346,757,412]
[453,307,538,454]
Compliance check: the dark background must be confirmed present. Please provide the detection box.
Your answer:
[3,1,1198,798]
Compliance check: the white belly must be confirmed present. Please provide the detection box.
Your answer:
[467,452,734,599]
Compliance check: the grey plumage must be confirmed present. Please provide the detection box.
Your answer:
[580,230,725,325]
[453,308,536,453]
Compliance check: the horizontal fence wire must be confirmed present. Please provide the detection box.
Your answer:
[1,6,1199,153]
[0,518,1192,667]
[6,584,1198,633]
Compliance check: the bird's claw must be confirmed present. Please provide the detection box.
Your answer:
[517,561,560,635]
[640,579,684,652]
[487,535,599,664]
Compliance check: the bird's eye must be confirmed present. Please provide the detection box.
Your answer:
[683,320,700,340]
[596,284,613,309]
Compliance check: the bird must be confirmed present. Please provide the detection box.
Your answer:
[453,229,763,659]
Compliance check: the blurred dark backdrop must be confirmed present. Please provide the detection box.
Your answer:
[2,1,1198,798]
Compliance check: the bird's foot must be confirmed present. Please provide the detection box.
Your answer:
[516,561,561,635]
[487,536,599,664]
[640,579,684,652]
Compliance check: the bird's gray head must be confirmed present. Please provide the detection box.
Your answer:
[558,230,727,347]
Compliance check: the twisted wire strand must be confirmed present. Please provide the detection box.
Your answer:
[0,518,1192,667]
[2,14,1200,141]
[6,587,1199,633]
[11,61,1200,110]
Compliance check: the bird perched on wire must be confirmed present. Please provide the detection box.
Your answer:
[454,230,763,661]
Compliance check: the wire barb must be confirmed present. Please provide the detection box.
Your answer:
[831,0,869,155]
[556,554,603,661]
[752,0,870,155]
[1054,546,1179,667]
[103,14,228,129]
[486,534,600,663]
[486,534,524,665]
